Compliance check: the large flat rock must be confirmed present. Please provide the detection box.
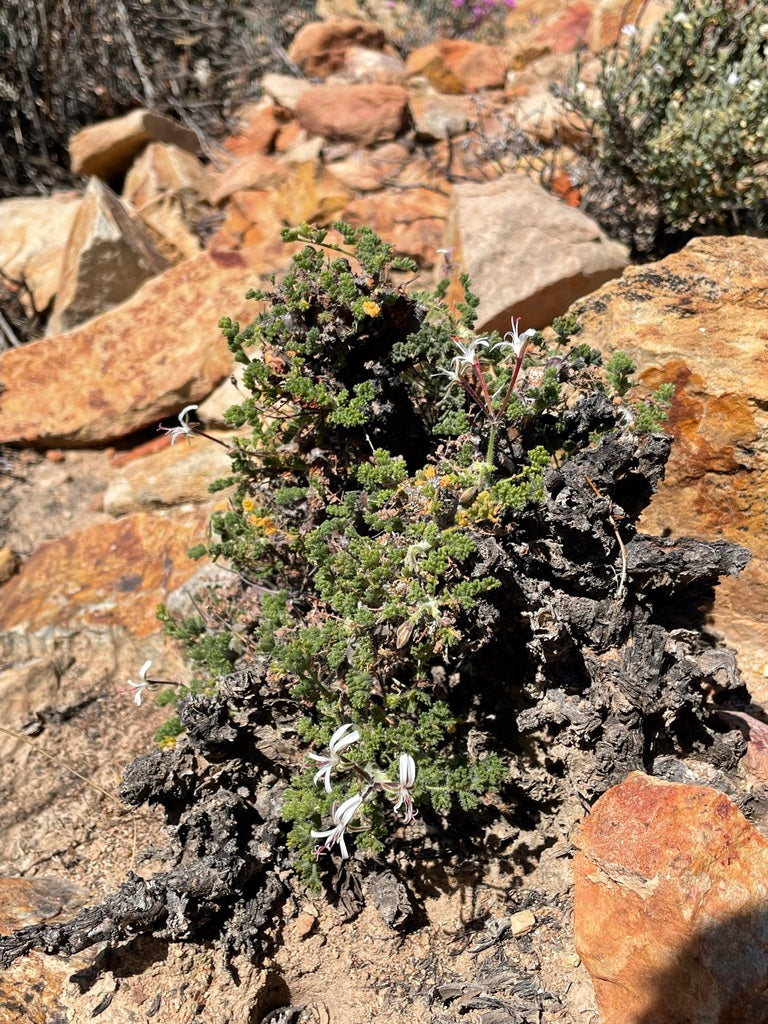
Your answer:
[0,506,213,638]
[0,251,259,447]
[446,175,629,333]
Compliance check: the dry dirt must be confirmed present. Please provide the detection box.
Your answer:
[0,447,599,1023]
[0,674,598,1024]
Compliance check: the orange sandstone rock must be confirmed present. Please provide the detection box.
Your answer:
[573,772,768,1024]
[295,84,409,146]
[0,507,213,638]
[0,252,258,447]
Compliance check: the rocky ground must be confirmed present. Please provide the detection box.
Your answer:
[2,2,768,1022]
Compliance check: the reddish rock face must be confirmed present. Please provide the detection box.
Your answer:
[406,40,508,93]
[295,84,409,146]
[222,103,288,157]
[341,188,450,265]
[573,772,768,1023]
[0,877,93,1024]
[570,236,768,696]
[0,506,213,637]
[0,251,259,447]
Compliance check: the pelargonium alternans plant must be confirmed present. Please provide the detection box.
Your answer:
[158,221,672,886]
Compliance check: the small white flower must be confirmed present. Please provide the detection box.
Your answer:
[620,23,637,37]
[159,404,199,446]
[391,753,417,824]
[126,659,152,706]
[307,723,360,793]
[432,364,465,389]
[311,793,364,859]
[494,318,537,359]
[727,70,740,86]
[451,336,490,370]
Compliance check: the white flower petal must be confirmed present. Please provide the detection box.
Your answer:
[329,722,358,752]
[179,404,199,424]
[398,753,416,788]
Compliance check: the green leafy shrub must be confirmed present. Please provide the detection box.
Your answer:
[158,220,673,886]
[563,0,768,256]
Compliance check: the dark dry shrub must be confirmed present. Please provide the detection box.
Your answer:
[561,0,768,257]
[0,0,315,198]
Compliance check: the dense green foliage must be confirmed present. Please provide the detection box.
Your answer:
[161,221,671,884]
[564,0,768,255]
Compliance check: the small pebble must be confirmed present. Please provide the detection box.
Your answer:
[509,909,535,936]
[295,911,317,938]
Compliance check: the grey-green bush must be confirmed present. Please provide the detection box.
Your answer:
[563,0,768,256]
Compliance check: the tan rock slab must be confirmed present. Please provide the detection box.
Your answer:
[70,108,199,180]
[260,73,313,112]
[47,177,168,336]
[287,18,388,77]
[586,0,669,52]
[0,506,213,638]
[271,161,352,225]
[0,546,18,584]
[0,193,81,311]
[406,40,508,93]
[296,84,409,146]
[197,365,246,426]
[446,174,628,333]
[136,194,202,263]
[0,251,260,447]
[210,153,287,205]
[330,45,406,85]
[568,235,768,696]
[409,91,478,141]
[325,151,393,192]
[103,434,233,516]
[515,82,588,146]
[0,876,93,1024]
[123,141,213,209]
[573,772,768,1023]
